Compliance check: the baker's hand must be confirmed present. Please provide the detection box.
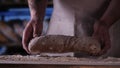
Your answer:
[22,20,43,53]
[92,21,111,56]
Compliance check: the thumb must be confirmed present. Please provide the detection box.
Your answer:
[22,22,33,52]
[33,22,43,37]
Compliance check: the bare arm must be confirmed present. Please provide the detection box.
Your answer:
[28,0,47,21]
[100,0,120,28]
[22,0,48,53]
[28,0,48,37]
[93,0,120,55]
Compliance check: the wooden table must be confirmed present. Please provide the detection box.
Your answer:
[0,55,120,68]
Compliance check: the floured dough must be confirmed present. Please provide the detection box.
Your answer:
[28,35,101,55]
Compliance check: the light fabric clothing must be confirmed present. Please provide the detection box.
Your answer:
[47,0,110,37]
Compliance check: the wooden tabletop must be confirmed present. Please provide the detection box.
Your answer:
[0,55,120,65]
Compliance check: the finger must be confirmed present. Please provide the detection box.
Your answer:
[22,23,33,52]
[102,30,111,50]
[33,22,43,37]
[92,30,101,41]
[105,33,111,49]
[99,36,110,55]
[23,45,30,54]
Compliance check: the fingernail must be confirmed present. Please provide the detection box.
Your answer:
[33,34,39,37]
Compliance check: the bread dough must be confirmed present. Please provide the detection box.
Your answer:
[28,35,101,55]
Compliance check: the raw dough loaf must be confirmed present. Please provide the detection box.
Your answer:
[28,35,101,55]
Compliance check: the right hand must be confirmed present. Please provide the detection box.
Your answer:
[92,21,111,56]
[22,20,43,53]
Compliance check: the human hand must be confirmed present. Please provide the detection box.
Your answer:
[22,20,43,53]
[92,21,111,56]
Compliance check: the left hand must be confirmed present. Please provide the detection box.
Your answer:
[92,21,111,56]
[22,20,43,54]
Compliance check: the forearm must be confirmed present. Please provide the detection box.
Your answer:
[28,0,48,22]
[100,0,120,28]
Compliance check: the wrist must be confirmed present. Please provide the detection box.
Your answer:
[99,16,117,28]
[95,20,111,29]
[93,20,110,32]
[30,17,43,23]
